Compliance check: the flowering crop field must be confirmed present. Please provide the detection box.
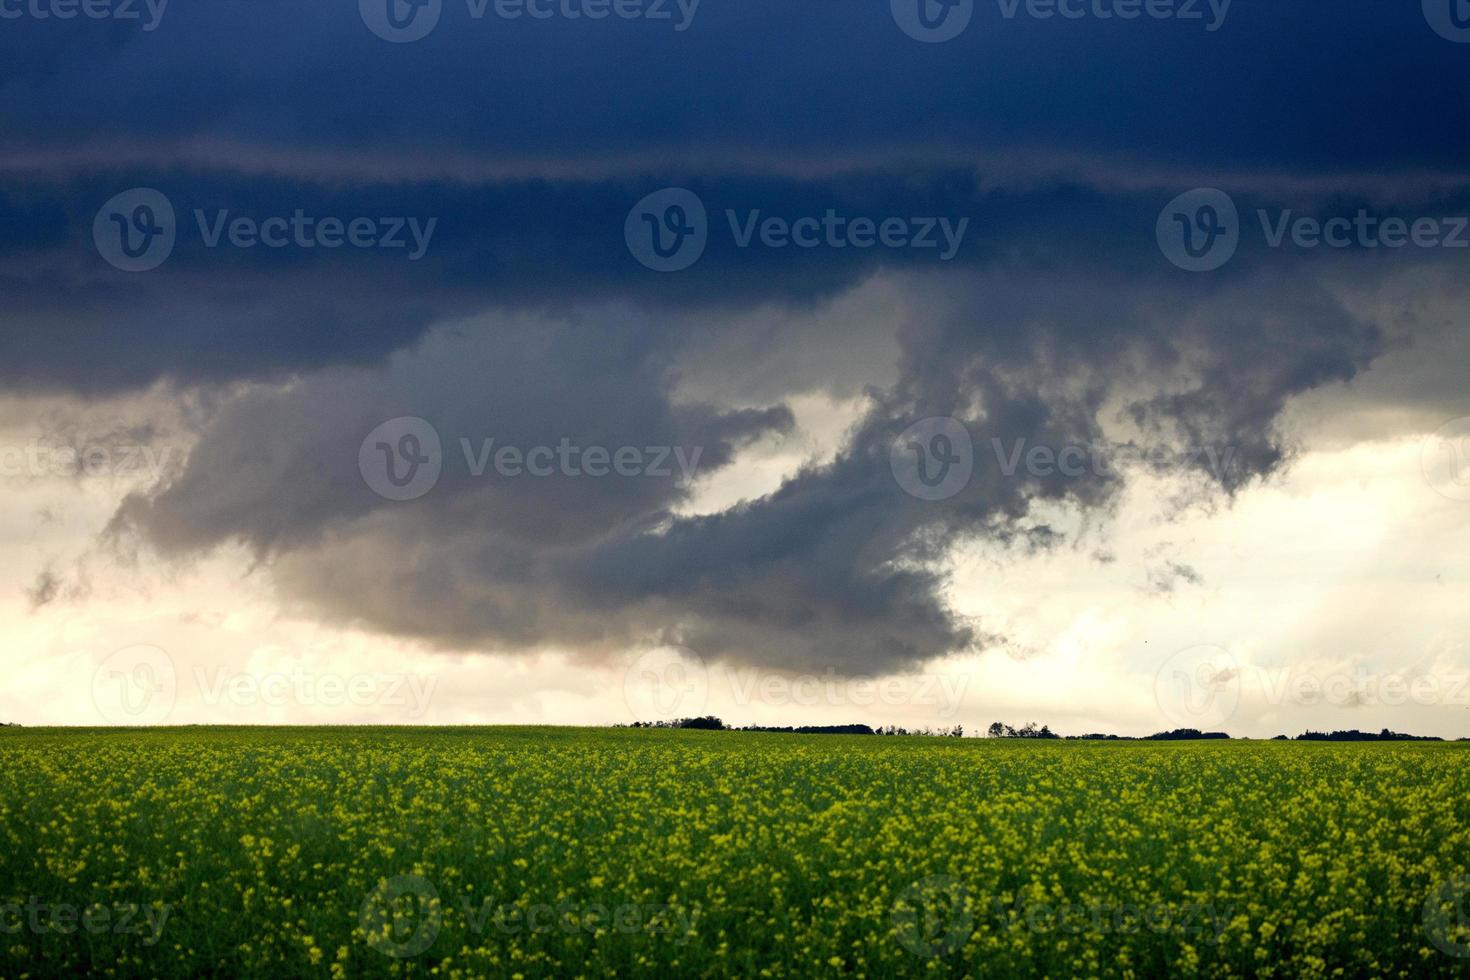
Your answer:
[2,727,1469,978]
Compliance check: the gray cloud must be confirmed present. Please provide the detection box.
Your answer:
[105,249,1388,674]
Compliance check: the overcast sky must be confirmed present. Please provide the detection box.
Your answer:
[1,0,1468,736]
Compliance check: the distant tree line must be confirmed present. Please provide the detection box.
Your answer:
[1273,729,1445,742]
[625,717,730,731]
[620,718,963,736]
[747,724,880,735]
[986,722,1229,740]
[1073,729,1230,741]
[874,724,965,737]
[619,718,1466,742]
[987,722,1060,739]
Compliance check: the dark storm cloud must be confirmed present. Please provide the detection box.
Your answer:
[2,2,1467,170]
[6,0,1462,670]
[0,0,1466,394]
[108,257,1383,673]
[0,168,1453,393]
[111,312,793,552]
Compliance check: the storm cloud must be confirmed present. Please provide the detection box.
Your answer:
[5,0,1464,674]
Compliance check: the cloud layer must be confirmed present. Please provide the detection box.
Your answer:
[3,1,1466,678]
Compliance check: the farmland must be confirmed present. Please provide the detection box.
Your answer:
[2,727,1468,977]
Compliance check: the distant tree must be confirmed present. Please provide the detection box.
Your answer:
[986,721,1061,740]
[1146,729,1229,741]
[738,724,875,735]
[1293,728,1441,742]
[676,716,726,730]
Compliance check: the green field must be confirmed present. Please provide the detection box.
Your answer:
[2,728,1468,978]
